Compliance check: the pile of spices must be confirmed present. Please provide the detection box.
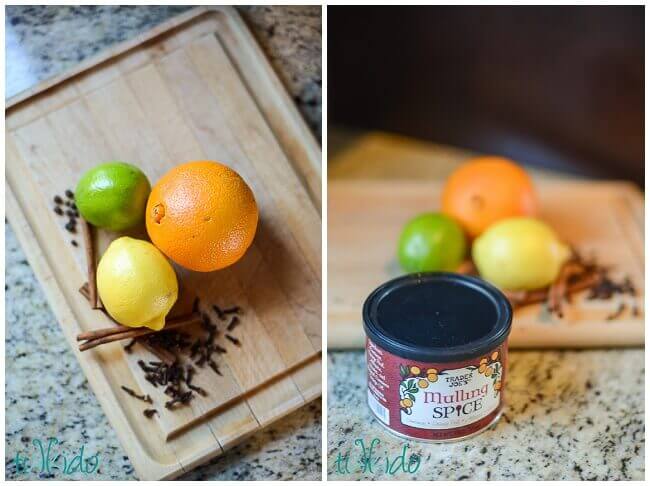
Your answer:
[126,300,243,412]
[467,249,640,321]
[77,297,245,415]
[52,190,79,240]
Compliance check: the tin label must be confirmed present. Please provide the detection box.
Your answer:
[366,338,507,441]
[398,361,501,429]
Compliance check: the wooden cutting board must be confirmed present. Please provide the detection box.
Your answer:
[6,7,321,480]
[328,179,644,349]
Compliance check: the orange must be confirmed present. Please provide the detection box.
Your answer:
[146,161,258,272]
[441,156,538,238]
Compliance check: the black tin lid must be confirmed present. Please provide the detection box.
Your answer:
[363,272,512,363]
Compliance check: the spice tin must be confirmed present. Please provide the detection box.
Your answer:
[363,272,512,442]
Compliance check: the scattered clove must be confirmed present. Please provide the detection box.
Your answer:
[143,409,158,418]
[605,302,626,321]
[212,304,225,320]
[222,306,241,315]
[121,385,153,404]
[123,339,136,353]
[225,334,241,346]
[226,316,240,332]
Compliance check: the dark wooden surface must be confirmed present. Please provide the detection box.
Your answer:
[329,6,643,186]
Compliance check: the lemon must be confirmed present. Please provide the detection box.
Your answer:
[97,237,178,330]
[472,217,570,290]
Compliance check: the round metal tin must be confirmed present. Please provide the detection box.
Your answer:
[363,272,512,442]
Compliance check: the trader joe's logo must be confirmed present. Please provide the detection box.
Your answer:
[398,353,502,429]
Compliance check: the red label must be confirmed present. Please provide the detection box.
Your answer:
[366,338,507,441]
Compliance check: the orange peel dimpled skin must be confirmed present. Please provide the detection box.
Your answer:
[441,156,538,239]
[146,161,259,272]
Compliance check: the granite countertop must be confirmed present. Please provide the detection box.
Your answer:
[328,349,644,480]
[5,5,321,480]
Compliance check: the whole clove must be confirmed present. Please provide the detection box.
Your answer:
[65,221,77,233]
[605,302,626,321]
[225,334,241,346]
[222,306,241,315]
[54,206,63,216]
[53,195,63,205]
[208,359,222,376]
[188,384,208,396]
[143,409,158,419]
[65,189,75,199]
[201,313,213,329]
[186,365,195,385]
[212,304,225,320]
[121,385,153,404]
[226,316,240,332]
[71,240,78,247]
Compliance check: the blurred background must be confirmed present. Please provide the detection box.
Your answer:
[329,6,643,186]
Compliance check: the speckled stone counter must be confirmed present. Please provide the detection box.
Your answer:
[327,350,644,480]
[5,5,321,480]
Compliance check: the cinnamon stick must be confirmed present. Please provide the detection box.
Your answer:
[77,314,202,351]
[503,272,601,308]
[547,261,584,317]
[80,218,99,309]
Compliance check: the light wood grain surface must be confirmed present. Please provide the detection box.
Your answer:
[6,7,321,480]
[327,133,644,349]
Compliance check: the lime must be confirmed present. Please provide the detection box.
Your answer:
[75,162,151,231]
[472,217,571,290]
[97,237,178,330]
[398,213,467,272]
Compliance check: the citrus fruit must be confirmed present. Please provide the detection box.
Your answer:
[146,161,258,272]
[441,156,538,238]
[75,162,151,231]
[398,213,467,273]
[97,237,178,330]
[472,217,571,290]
